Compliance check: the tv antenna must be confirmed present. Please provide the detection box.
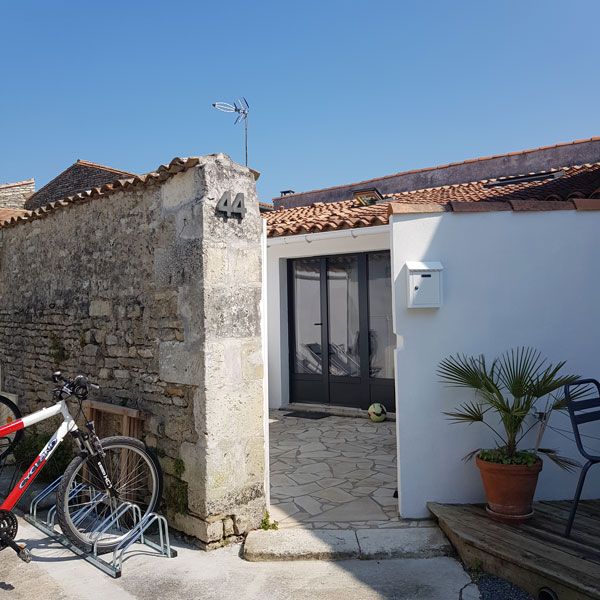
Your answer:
[212,97,250,166]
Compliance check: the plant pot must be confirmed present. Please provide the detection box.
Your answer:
[476,456,542,523]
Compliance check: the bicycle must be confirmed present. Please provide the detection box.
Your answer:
[0,372,162,562]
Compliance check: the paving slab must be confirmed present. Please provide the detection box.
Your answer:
[243,526,453,562]
[244,528,359,561]
[269,411,400,530]
[356,527,453,559]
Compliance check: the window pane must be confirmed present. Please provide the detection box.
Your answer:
[368,252,394,379]
[327,255,360,377]
[292,259,322,374]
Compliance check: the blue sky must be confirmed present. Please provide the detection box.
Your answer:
[2,1,600,202]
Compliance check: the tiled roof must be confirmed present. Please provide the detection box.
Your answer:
[273,136,600,208]
[0,157,200,230]
[266,200,389,237]
[0,208,29,224]
[25,160,135,211]
[0,179,35,191]
[266,163,600,237]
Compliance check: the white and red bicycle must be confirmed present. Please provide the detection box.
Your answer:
[0,372,162,562]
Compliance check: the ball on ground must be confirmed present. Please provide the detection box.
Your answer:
[368,403,387,422]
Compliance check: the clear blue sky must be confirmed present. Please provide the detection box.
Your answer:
[2,1,600,202]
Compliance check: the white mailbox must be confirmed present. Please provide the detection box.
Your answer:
[406,261,443,308]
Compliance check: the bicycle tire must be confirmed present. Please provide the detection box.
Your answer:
[0,395,23,463]
[56,435,162,554]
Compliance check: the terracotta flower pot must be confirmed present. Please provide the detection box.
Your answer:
[476,456,542,523]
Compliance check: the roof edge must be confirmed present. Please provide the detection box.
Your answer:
[0,179,35,189]
[273,136,600,203]
[1,157,201,231]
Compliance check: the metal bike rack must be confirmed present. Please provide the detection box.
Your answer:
[24,477,177,578]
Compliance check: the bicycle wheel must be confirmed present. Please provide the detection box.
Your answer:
[0,396,23,463]
[56,436,162,553]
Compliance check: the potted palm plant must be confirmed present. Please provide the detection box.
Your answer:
[438,347,580,523]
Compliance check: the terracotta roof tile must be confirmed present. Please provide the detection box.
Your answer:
[272,136,600,205]
[266,200,390,237]
[266,162,600,237]
[0,208,29,224]
[449,201,511,213]
[573,199,600,210]
[0,157,200,230]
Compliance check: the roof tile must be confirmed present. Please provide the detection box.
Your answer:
[266,162,600,237]
[0,157,200,230]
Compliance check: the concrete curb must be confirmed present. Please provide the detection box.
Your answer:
[243,527,453,562]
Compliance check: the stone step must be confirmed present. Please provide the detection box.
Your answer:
[243,526,453,562]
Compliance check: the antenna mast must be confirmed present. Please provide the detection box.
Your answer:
[212,98,250,166]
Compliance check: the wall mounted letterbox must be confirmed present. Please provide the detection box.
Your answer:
[405,261,443,308]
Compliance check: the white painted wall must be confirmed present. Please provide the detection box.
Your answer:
[261,220,270,505]
[266,227,391,409]
[391,210,600,517]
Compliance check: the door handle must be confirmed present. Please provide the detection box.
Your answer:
[314,322,322,326]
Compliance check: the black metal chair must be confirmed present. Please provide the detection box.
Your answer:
[564,379,600,537]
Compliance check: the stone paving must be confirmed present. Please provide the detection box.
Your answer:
[269,411,434,530]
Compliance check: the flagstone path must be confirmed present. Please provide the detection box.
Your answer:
[269,411,434,530]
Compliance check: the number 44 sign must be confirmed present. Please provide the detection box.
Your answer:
[216,191,246,219]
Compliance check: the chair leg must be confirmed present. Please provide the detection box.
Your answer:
[565,461,592,537]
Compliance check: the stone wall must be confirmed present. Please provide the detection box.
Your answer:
[0,179,35,209]
[0,154,265,547]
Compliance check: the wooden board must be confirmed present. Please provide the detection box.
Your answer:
[428,501,600,600]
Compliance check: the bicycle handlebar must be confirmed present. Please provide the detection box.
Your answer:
[52,371,100,399]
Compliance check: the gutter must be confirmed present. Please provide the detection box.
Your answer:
[266,224,390,247]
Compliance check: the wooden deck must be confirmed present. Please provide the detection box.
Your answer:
[429,501,600,600]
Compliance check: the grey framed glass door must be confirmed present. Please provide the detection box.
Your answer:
[288,251,394,410]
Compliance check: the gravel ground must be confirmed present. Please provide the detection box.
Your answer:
[477,574,534,600]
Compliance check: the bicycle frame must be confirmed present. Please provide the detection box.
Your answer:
[0,400,78,511]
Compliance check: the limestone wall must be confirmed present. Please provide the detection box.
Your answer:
[0,179,35,209]
[0,154,265,546]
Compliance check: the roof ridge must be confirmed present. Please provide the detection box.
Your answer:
[75,159,136,176]
[386,162,600,199]
[0,178,35,189]
[272,136,600,202]
[1,157,200,230]
[29,160,135,202]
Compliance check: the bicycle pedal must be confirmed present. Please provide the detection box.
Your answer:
[17,545,31,563]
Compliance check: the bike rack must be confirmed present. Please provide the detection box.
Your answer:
[24,477,177,578]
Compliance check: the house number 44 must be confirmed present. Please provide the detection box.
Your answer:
[216,191,246,219]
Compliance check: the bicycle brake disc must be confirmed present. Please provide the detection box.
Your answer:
[0,509,18,551]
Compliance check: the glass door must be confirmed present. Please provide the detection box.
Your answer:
[326,254,369,408]
[288,251,394,410]
[289,258,328,404]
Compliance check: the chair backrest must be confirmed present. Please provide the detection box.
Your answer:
[565,379,600,462]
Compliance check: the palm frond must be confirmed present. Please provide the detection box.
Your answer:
[530,370,580,399]
[537,448,581,472]
[438,354,488,390]
[444,401,485,424]
[496,347,546,399]
[462,448,481,463]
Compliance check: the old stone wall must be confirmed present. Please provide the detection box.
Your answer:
[0,154,265,546]
[0,179,35,209]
